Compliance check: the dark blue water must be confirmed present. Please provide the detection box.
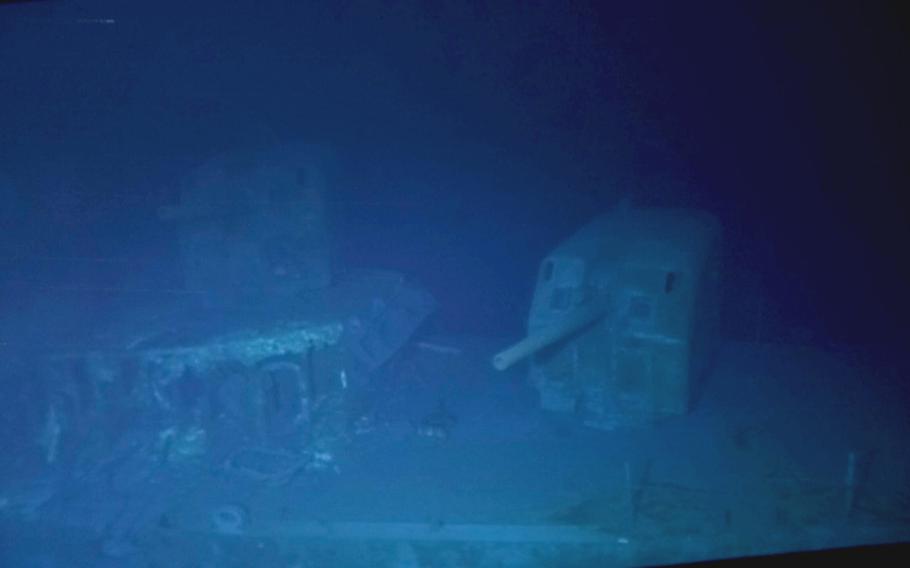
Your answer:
[1,2,907,566]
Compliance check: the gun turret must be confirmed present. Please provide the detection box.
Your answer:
[491,207,721,428]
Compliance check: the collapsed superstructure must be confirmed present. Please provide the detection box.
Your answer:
[34,144,435,483]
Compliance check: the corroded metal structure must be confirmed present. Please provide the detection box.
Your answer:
[35,146,435,479]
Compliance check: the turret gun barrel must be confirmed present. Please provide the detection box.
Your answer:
[492,301,607,371]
